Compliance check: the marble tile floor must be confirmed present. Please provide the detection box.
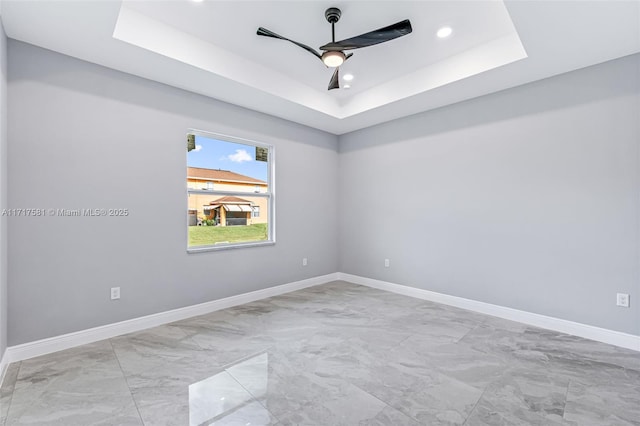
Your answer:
[1,281,639,425]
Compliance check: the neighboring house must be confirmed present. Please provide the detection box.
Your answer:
[187,167,268,226]
[202,196,258,227]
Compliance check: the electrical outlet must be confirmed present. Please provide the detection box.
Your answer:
[302,257,308,266]
[616,293,630,308]
[111,287,121,300]
[384,259,390,268]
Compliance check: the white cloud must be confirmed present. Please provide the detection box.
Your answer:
[194,144,203,152]
[228,149,252,163]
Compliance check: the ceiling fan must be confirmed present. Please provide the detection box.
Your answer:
[257,7,412,90]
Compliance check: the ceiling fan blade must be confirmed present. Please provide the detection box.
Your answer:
[345,53,354,61]
[257,27,322,61]
[320,19,412,51]
[328,68,339,90]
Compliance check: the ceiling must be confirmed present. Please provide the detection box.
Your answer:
[1,0,639,135]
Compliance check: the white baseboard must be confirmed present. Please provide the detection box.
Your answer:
[0,349,8,387]
[4,271,638,369]
[338,273,640,352]
[5,273,339,364]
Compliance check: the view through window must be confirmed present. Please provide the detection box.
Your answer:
[187,131,273,251]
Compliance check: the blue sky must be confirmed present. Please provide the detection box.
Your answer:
[188,135,268,182]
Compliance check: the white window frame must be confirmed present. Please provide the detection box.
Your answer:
[187,129,275,253]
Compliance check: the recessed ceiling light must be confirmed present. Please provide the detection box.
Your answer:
[192,0,204,3]
[344,84,351,89]
[343,74,354,82]
[437,26,452,39]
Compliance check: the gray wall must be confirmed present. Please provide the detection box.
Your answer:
[338,54,640,336]
[7,41,338,345]
[5,39,640,346]
[0,17,8,357]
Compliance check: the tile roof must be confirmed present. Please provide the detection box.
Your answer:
[211,196,253,204]
[187,167,266,184]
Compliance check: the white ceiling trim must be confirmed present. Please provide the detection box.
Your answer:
[113,1,526,120]
[1,0,639,135]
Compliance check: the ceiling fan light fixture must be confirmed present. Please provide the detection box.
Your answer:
[322,51,346,67]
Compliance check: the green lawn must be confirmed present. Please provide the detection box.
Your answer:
[189,223,268,247]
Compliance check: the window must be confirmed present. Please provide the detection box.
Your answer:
[187,130,274,251]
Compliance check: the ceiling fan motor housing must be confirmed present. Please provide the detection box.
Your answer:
[325,8,342,24]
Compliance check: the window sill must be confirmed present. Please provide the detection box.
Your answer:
[187,240,275,253]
